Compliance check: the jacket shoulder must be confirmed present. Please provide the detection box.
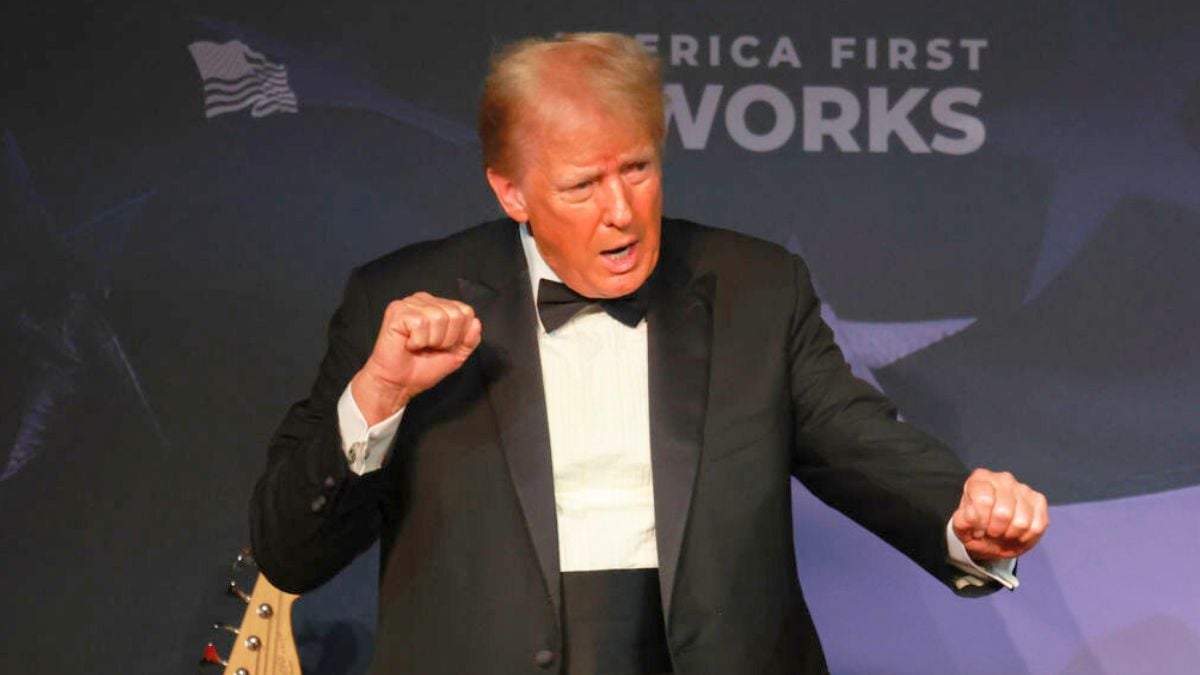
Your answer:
[663,217,799,284]
[352,218,518,293]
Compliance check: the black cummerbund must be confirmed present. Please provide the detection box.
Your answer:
[561,568,673,675]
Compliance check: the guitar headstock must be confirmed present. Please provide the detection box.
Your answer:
[200,549,300,675]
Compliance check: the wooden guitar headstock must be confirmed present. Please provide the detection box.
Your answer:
[200,550,300,675]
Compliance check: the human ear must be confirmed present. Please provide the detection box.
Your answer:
[485,168,529,223]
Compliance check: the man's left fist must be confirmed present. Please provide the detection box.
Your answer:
[952,468,1049,561]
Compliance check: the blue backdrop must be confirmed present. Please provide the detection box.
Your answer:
[2,1,1197,672]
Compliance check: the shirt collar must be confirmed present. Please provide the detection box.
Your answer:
[519,221,562,302]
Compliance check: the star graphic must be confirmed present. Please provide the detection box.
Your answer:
[784,235,976,395]
[985,2,1200,300]
[1,131,164,481]
[819,303,975,395]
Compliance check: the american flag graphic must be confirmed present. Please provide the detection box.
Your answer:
[187,40,299,119]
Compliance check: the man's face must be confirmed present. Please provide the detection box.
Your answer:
[486,97,662,299]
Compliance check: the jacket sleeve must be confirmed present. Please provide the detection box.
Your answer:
[249,267,392,593]
[783,254,999,596]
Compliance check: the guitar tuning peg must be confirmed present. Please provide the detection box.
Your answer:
[212,621,239,635]
[199,642,227,667]
[234,547,257,570]
[227,580,251,604]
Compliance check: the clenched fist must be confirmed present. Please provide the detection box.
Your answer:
[952,468,1049,562]
[350,292,482,424]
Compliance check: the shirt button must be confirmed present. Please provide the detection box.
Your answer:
[310,494,327,512]
[533,649,555,668]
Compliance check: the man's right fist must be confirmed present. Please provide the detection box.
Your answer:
[350,292,482,424]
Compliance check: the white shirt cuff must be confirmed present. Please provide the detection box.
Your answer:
[945,519,1019,591]
[336,383,404,475]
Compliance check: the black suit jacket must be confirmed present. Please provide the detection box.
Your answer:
[251,218,986,675]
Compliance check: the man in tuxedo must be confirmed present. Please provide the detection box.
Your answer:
[251,32,1048,674]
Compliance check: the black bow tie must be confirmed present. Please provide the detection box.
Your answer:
[536,279,647,332]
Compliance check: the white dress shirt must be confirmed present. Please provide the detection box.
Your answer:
[335,223,1016,586]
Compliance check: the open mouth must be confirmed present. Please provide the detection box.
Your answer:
[601,242,636,260]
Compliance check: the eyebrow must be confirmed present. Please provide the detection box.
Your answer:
[558,147,656,185]
[622,147,656,164]
[556,169,601,189]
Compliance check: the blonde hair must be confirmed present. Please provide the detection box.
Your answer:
[478,32,665,176]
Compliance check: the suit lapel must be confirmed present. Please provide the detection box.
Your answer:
[458,250,562,615]
[645,246,716,623]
